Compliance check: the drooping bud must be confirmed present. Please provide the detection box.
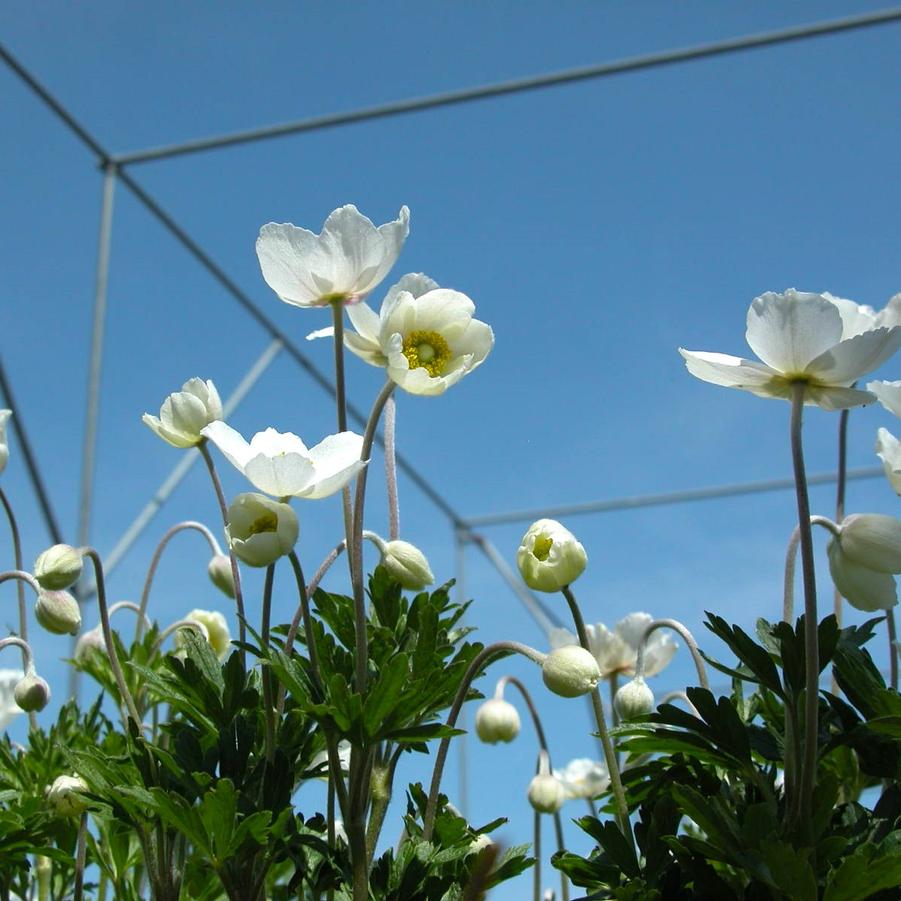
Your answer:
[828,539,897,611]
[838,514,901,573]
[207,554,236,598]
[35,589,82,635]
[74,626,106,662]
[381,540,434,591]
[467,833,496,856]
[46,775,89,817]
[542,646,600,698]
[614,676,655,720]
[174,609,231,659]
[527,773,566,814]
[226,493,299,568]
[474,698,521,744]
[516,519,587,592]
[14,672,51,712]
[34,544,83,591]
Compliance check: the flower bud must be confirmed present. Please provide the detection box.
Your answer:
[542,646,600,698]
[527,774,566,814]
[614,677,655,720]
[381,540,434,591]
[14,672,50,712]
[467,834,496,856]
[142,378,223,448]
[226,493,299,567]
[175,609,231,659]
[474,698,521,744]
[828,539,897,611]
[838,514,901,573]
[46,775,89,817]
[74,626,106,662]
[207,554,236,598]
[35,589,82,635]
[34,544,83,591]
[517,519,587,592]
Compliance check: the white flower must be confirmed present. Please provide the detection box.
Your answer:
[226,493,299,568]
[516,519,587,593]
[868,380,901,418]
[0,409,10,475]
[822,291,901,335]
[202,422,365,500]
[828,540,897,612]
[342,274,493,396]
[876,428,901,495]
[680,289,901,410]
[256,205,410,308]
[143,378,223,448]
[828,514,901,612]
[176,609,231,660]
[552,758,610,800]
[549,612,677,679]
[0,669,24,731]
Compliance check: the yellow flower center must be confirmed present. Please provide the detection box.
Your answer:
[532,536,553,561]
[402,330,452,377]
[247,511,278,535]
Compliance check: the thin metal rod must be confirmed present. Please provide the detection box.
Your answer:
[463,466,884,527]
[76,163,116,555]
[96,337,283,584]
[110,7,901,166]
[0,358,65,544]
[468,533,562,633]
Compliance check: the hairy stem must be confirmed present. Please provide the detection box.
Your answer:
[384,395,400,540]
[635,618,709,689]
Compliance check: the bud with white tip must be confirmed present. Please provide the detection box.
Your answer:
[381,540,434,591]
[35,589,81,635]
[14,672,50,712]
[207,554,236,598]
[34,544,83,591]
[614,676,655,720]
[47,775,89,817]
[527,773,566,814]
[542,646,600,698]
[475,698,521,744]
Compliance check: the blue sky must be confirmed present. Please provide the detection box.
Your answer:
[3,2,901,896]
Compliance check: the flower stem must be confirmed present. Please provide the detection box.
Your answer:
[498,676,568,901]
[384,396,400,540]
[783,517,839,623]
[789,383,820,832]
[261,563,276,762]
[533,808,541,901]
[332,300,356,580]
[888,609,899,691]
[73,814,88,901]
[136,520,221,643]
[635,619,709,689]
[423,640,547,840]
[278,552,320,716]
[560,586,634,852]
[834,408,849,634]
[198,441,246,664]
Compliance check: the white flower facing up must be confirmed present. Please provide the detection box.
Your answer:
[552,758,610,800]
[0,409,10,475]
[680,290,901,410]
[202,422,365,500]
[256,205,410,308]
[143,378,223,448]
[226,493,299,568]
[876,428,901,495]
[0,669,24,731]
[549,612,677,679]
[336,273,493,396]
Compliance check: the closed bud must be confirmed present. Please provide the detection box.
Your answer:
[527,774,566,814]
[175,609,231,659]
[14,672,50,712]
[614,677,655,720]
[542,646,600,698]
[474,699,521,744]
[838,514,901,573]
[517,519,587,592]
[34,544,83,591]
[35,589,81,635]
[207,554,236,598]
[467,834,495,856]
[381,540,434,591]
[74,626,106,662]
[226,493,299,568]
[46,775,89,817]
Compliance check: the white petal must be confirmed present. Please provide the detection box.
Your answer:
[867,380,901,418]
[344,331,386,366]
[166,392,210,436]
[143,413,194,448]
[248,428,310,457]
[828,540,897,612]
[876,428,901,495]
[306,326,335,341]
[201,421,254,470]
[451,319,494,370]
[802,385,876,410]
[298,431,366,499]
[876,294,901,329]
[346,301,381,342]
[822,292,878,339]
[679,350,781,393]
[643,633,678,677]
[410,289,476,341]
[547,627,579,650]
[244,452,316,497]
[746,290,844,374]
[383,273,440,307]
[257,222,334,306]
[807,328,901,385]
